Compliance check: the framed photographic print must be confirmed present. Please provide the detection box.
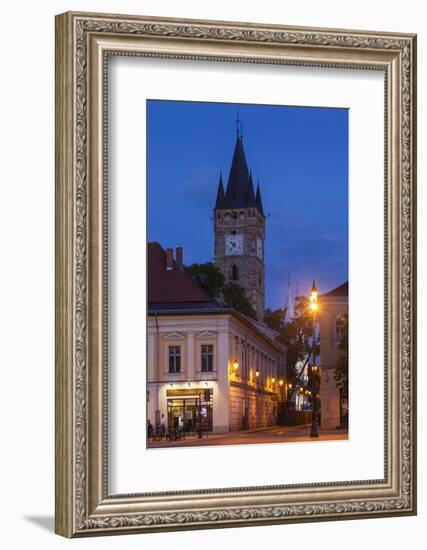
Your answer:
[55,11,417,537]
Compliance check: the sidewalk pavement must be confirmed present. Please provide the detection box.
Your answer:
[148,423,348,448]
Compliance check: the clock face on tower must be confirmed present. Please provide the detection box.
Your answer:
[225,234,243,255]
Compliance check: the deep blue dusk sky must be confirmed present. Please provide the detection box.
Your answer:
[147,100,348,310]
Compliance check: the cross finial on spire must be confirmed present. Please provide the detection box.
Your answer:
[235,111,240,137]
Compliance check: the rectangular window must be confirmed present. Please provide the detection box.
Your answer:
[335,317,345,342]
[168,346,181,373]
[201,344,214,372]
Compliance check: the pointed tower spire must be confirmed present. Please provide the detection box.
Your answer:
[255,180,265,217]
[224,132,251,208]
[284,274,295,324]
[246,170,256,206]
[214,172,226,210]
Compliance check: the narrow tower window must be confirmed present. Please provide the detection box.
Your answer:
[231,265,239,281]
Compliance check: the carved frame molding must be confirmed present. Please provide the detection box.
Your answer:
[55,12,416,537]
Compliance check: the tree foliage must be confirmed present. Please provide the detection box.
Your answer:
[263,296,319,391]
[185,262,257,319]
[263,308,286,332]
[185,262,225,298]
[221,282,257,319]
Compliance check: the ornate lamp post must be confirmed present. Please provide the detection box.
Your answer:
[309,280,320,438]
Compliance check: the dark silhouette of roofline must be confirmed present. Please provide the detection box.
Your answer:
[321,281,348,298]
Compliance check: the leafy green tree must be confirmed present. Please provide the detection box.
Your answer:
[263,295,319,393]
[334,314,348,396]
[185,262,256,319]
[221,282,257,319]
[263,308,286,332]
[185,262,225,298]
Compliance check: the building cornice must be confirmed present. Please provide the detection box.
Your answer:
[148,307,286,353]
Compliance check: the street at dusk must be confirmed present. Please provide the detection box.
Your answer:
[148,424,348,448]
[147,101,349,449]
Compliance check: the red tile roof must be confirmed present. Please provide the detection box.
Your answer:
[148,242,213,304]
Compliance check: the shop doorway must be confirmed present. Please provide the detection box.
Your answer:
[166,389,213,432]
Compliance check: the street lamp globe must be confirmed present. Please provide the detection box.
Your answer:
[309,280,318,311]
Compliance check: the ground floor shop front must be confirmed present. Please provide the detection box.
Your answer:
[148,380,279,435]
[148,381,228,434]
[166,389,213,433]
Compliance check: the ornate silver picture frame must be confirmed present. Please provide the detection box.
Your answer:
[55,11,417,537]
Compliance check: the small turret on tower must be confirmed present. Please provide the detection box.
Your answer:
[214,172,226,209]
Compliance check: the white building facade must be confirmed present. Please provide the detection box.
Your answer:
[147,310,287,434]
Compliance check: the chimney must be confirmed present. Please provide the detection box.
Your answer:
[166,248,173,271]
[175,246,183,268]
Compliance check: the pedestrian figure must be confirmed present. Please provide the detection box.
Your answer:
[160,413,167,438]
[147,419,153,440]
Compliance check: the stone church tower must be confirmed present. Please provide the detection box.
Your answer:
[213,129,266,320]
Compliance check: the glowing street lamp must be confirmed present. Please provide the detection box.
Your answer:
[233,359,239,370]
[309,280,318,311]
[309,280,320,438]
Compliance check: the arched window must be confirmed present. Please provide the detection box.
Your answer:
[231,265,239,281]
